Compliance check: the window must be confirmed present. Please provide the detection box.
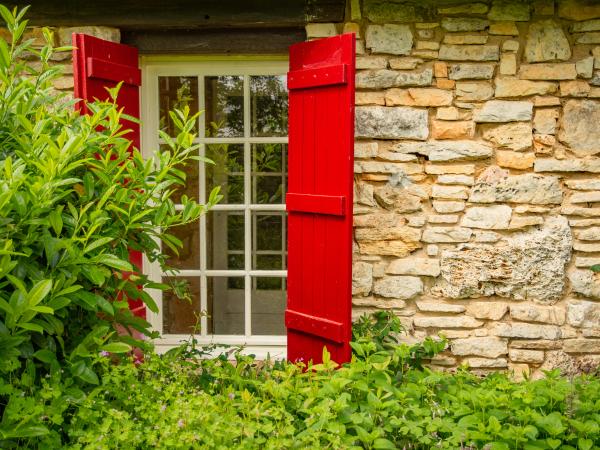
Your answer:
[141,58,288,355]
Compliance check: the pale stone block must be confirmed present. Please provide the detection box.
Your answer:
[436,106,459,120]
[509,215,544,229]
[572,19,600,32]
[421,227,473,243]
[443,34,489,45]
[502,39,520,52]
[448,63,495,80]
[441,18,489,32]
[352,262,373,296]
[469,172,563,205]
[500,53,517,75]
[464,357,508,368]
[387,258,440,276]
[519,63,577,80]
[510,340,562,349]
[427,245,439,256]
[571,192,600,204]
[536,159,600,173]
[474,100,533,122]
[489,21,519,35]
[576,56,595,79]
[576,33,600,44]
[431,120,475,139]
[573,241,600,252]
[356,91,385,105]
[428,215,459,224]
[563,339,600,353]
[365,24,413,55]
[456,81,494,101]
[461,205,512,229]
[496,151,535,170]
[353,297,406,309]
[558,99,600,157]
[388,57,422,70]
[439,44,500,61]
[417,29,434,39]
[533,96,561,106]
[436,78,455,89]
[355,106,429,140]
[436,175,474,186]
[482,122,533,150]
[466,302,508,320]
[425,164,475,175]
[355,68,433,89]
[568,300,600,328]
[524,20,571,63]
[473,231,502,242]
[343,22,361,38]
[414,316,483,328]
[373,276,423,299]
[510,304,566,325]
[432,185,469,200]
[492,322,562,339]
[58,26,120,45]
[385,88,453,107]
[432,201,466,213]
[565,179,600,190]
[354,141,378,158]
[416,41,439,51]
[509,349,545,363]
[356,56,388,70]
[451,337,508,358]
[305,23,338,38]
[407,216,426,227]
[495,78,558,97]
[434,61,447,78]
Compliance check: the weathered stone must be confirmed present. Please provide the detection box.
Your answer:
[356,91,385,105]
[519,63,577,80]
[355,224,422,242]
[571,192,600,204]
[448,63,495,80]
[470,171,562,205]
[433,201,465,213]
[439,44,500,61]
[366,24,413,55]
[431,120,475,139]
[305,23,338,38]
[558,100,600,156]
[452,337,508,358]
[510,304,566,325]
[355,141,378,158]
[436,78,456,89]
[465,357,508,368]
[58,26,120,46]
[426,164,475,175]
[563,339,600,353]
[509,215,544,229]
[488,0,530,21]
[416,302,464,314]
[489,21,520,35]
[356,68,433,89]
[566,179,600,190]
[576,33,600,44]
[388,57,423,70]
[416,41,439,51]
[568,269,600,299]
[373,276,423,299]
[437,217,572,303]
[576,257,600,268]
[561,79,593,97]
[568,300,600,328]
[474,100,533,122]
[534,96,561,106]
[441,18,489,32]
[466,302,509,320]
[429,214,458,224]
[572,19,600,32]
[495,78,558,97]
[432,185,469,200]
[492,322,562,339]
[385,88,453,106]
[509,349,545,363]
[353,297,407,309]
[437,175,474,185]
[533,109,558,134]
[422,227,473,243]
[354,213,403,229]
[355,182,376,206]
[510,339,562,349]
[414,316,483,328]
[355,161,422,174]
[352,262,373,296]
[473,231,502,242]
[391,140,493,162]
[355,106,429,140]
[500,54,517,75]
[559,0,600,20]
[535,158,600,173]
[574,241,600,252]
[576,57,595,79]
[503,39,520,52]
[496,151,535,170]
[461,205,512,229]
[363,1,428,23]
[481,122,533,150]
[592,72,600,86]
[456,81,494,101]
[387,257,440,276]
[438,3,489,14]
[524,20,571,63]
[374,184,421,213]
[443,34,489,45]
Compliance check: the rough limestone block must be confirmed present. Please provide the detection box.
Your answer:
[510,304,566,325]
[567,300,600,328]
[495,78,558,97]
[305,23,338,39]
[519,63,577,80]
[481,122,533,150]
[387,258,440,276]
[451,337,508,358]
[461,205,512,229]
[558,100,600,156]
[352,262,373,296]
[474,100,533,122]
[439,44,500,61]
[448,63,495,80]
[373,276,423,299]
[524,20,571,62]
[365,24,413,55]
[488,0,531,21]
[469,171,563,204]
[355,106,428,140]
[58,26,120,45]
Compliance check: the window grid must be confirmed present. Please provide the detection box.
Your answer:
[142,61,289,344]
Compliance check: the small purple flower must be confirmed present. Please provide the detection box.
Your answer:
[228,392,235,400]
[160,404,167,412]
[177,419,185,428]
[100,351,110,357]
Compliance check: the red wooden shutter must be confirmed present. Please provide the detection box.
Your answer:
[72,34,145,318]
[286,33,355,365]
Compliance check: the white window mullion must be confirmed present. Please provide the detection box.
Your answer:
[243,74,252,338]
[198,75,208,337]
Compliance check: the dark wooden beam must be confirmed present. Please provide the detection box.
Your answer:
[8,0,345,29]
[122,28,305,54]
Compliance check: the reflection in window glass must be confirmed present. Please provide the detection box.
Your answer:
[252,144,286,204]
[207,277,244,335]
[162,276,200,334]
[164,219,200,270]
[205,76,243,137]
[206,144,244,204]
[159,77,198,136]
[250,75,288,137]
[251,277,286,335]
[207,212,244,270]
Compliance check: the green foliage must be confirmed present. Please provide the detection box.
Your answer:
[0,5,218,445]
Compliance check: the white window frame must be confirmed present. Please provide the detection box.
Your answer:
[140,56,289,358]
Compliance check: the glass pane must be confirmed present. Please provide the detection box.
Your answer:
[207,211,244,270]
[164,219,200,270]
[204,76,244,137]
[159,76,199,135]
[251,277,286,335]
[162,144,199,203]
[207,276,244,335]
[252,144,286,204]
[250,75,288,137]
[255,254,283,270]
[254,213,283,251]
[206,144,244,204]
[162,276,200,335]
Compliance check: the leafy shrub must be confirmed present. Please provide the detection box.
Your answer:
[0,4,217,443]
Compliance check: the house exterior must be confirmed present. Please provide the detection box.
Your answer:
[12,0,600,377]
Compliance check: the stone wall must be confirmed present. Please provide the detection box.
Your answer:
[309,0,600,377]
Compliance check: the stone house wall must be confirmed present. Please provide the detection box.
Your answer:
[309,0,600,377]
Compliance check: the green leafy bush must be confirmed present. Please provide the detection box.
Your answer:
[0,4,218,442]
